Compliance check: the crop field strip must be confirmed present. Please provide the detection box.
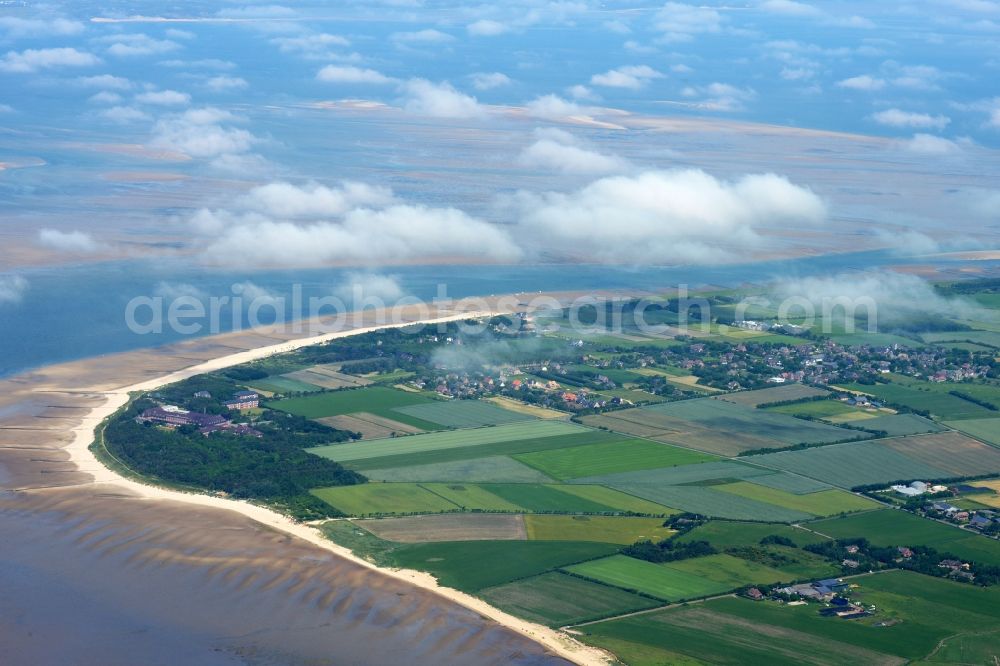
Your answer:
[364,455,554,483]
[479,572,660,627]
[356,513,527,542]
[878,431,1000,477]
[838,378,1000,421]
[847,413,944,436]
[714,481,878,516]
[564,554,734,601]
[269,386,443,429]
[306,420,588,462]
[512,438,717,481]
[716,383,829,407]
[315,412,425,439]
[392,400,535,428]
[523,515,674,544]
[809,509,1000,566]
[944,417,1000,445]
[742,439,951,489]
[337,430,632,471]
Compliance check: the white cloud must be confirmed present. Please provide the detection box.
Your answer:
[37,229,101,253]
[470,72,512,90]
[509,169,826,263]
[0,47,100,73]
[76,74,131,90]
[317,65,393,84]
[160,58,235,70]
[467,19,509,36]
[237,181,394,219]
[518,128,629,175]
[774,271,985,325]
[654,2,723,42]
[567,84,598,100]
[873,228,941,255]
[231,281,280,304]
[100,105,151,123]
[897,133,963,155]
[0,16,84,38]
[524,94,583,119]
[335,272,406,303]
[758,0,823,16]
[401,79,483,118]
[217,5,296,18]
[88,91,123,105]
[197,204,521,267]
[871,108,951,129]
[270,33,350,58]
[590,65,663,89]
[135,89,191,106]
[154,282,206,300]
[151,107,257,158]
[390,29,454,47]
[836,75,885,91]
[204,75,248,92]
[680,83,757,112]
[102,34,181,57]
[0,275,28,305]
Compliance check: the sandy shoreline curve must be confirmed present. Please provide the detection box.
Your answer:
[65,310,615,666]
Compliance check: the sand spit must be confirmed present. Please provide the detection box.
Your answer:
[2,301,614,666]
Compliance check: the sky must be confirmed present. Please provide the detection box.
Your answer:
[0,0,999,280]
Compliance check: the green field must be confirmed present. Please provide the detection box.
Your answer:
[840,377,999,421]
[743,439,950,489]
[420,483,525,511]
[565,554,731,600]
[717,384,829,407]
[590,484,816,522]
[306,420,588,463]
[478,483,619,513]
[664,553,792,588]
[579,460,775,486]
[675,521,829,549]
[746,472,833,494]
[364,455,553,483]
[524,515,674,544]
[268,386,440,428]
[514,438,716,481]
[340,430,624,471]
[852,413,945,436]
[945,417,1000,445]
[311,483,459,516]
[479,572,659,627]
[249,376,323,394]
[553,484,678,515]
[810,509,1000,566]
[763,400,859,419]
[392,400,533,428]
[390,540,618,592]
[715,482,879,516]
[579,573,996,666]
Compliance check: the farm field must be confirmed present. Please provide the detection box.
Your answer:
[719,383,829,407]
[389,540,618,592]
[552,484,678,515]
[393,400,533,428]
[268,386,442,429]
[763,400,859,419]
[340,429,625,471]
[578,460,775,486]
[364,455,553,483]
[420,483,525,512]
[479,572,659,627]
[485,396,568,419]
[565,554,732,600]
[850,413,944,436]
[478,483,621,513]
[945,417,1000,445]
[513,438,717,480]
[664,553,792,588]
[714,482,878,516]
[356,513,526,542]
[743,439,950,489]
[283,365,372,389]
[809,510,1000,566]
[310,483,459,516]
[879,431,1000,477]
[596,484,816,522]
[248,376,322,394]
[969,479,1000,508]
[582,398,855,456]
[524,515,674,544]
[838,378,999,421]
[306,420,588,463]
[578,575,994,666]
[315,412,424,439]
[746,472,833,494]
[675,521,829,549]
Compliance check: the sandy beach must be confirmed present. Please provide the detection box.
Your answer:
[3,301,614,665]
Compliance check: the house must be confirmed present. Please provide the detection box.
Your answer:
[139,406,227,429]
[745,587,764,600]
[845,544,860,554]
[953,511,970,522]
[842,559,860,568]
[932,502,959,513]
[193,390,212,399]
[815,579,849,594]
[897,547,913,558]
[970,515,992,529]
[225,391,260,410]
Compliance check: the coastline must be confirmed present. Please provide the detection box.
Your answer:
[63,310,614,666]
